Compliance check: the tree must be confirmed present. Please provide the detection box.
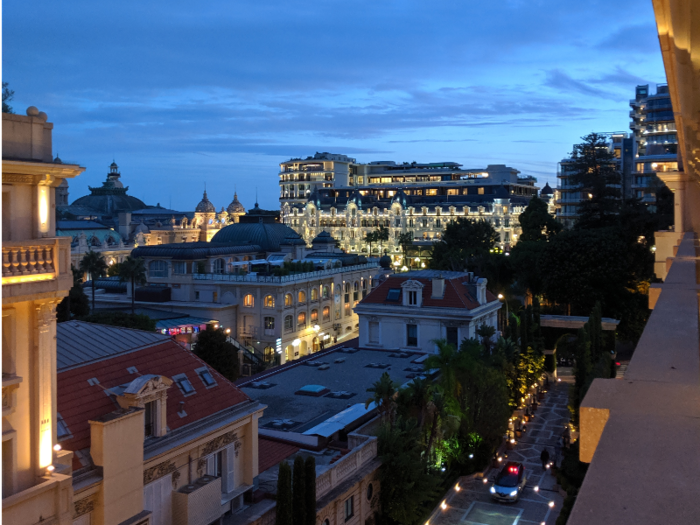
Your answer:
[2,82,14,114]
[568,133,622,229]
[405,376,432,431]
[398,231,414,266]
[79,251,108,311]
[304,456,316,525]
[292,456,306,525]
[193,325,239,381]
[424,340,459,399]
[276,461,293,525]
[56,265,90,322]
[476,324,496,355]
[365,230,377,255]
[118,256,147,314]
[107,261,123,277]
[376,225,390,254]
[518,195,561,242]
[429,218,498,271]
[365,372,398,427]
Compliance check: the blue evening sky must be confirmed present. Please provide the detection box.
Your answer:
[3,0,666,211]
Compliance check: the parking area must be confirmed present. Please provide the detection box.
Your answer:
[429,375,572,525]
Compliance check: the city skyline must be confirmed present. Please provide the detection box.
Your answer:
[4,0,666,211]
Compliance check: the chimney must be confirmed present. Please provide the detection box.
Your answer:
[431,275,445,299]
[476,278,487,305]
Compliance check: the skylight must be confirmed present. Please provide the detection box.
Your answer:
[173,373,196,395]
[196,367,217,387]
[386,288,401,301]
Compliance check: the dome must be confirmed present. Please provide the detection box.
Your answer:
[312,230,334,244]
[227,192,245,215]
[135,220,149,234]
[211,222,303,251]
[72,193,146,216]
[195,190,216,213]
[541,182,554,196]
[379,255,392,269]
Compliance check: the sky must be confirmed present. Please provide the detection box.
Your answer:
[3,0,666,212]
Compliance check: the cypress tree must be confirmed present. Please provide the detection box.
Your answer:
[276,461,293,525]
[292,456,306,525]
[304,456,317,525]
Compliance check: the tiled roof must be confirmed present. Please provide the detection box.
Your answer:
[359,273,497,310]
[57,339,251,465]
[258,438,299,473]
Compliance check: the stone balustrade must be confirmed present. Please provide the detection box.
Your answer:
[315,436,378,499]
[2,239,57,279]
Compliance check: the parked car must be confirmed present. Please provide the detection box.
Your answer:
[490,462,527,502]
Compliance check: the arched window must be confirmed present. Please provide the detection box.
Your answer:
[264,295,275,308]
[243,294,254,307]
[344,282,350,303]
[353,281,359,301]
[264,317,275,329]
[311,309,318,323]
[311,287,319,301]
[323,306,330,321]
[213,258,225,274]
[149,260,168,277]
[297,312,306,328]
[322,285,330,299]
[284,315,293,332]
[298,290,306,304]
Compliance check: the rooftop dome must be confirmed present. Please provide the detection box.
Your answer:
[70,161,145,216]
[227,192,245,215]
[195,190,216,213]
[211,222,303,251]
[541,182,554,196]
[379,255,392,269]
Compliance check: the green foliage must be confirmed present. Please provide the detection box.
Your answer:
[377,418,440,525]
[304,457,316,525]
[429,218,498,272]
[193,325,239,381]
[276,461,293,525]
[118,256,147,315]
[80,250,108,311]
[398,231,414,263]
[366,372,398,426]
[554,442,589,525]
[2,82,14,114]
[292,456,306,525]
[510,240,546,296]
[518,195,561,242]
[79,311,156,331]
[282,261,315,273]
[57,283,91,322]
[107,261,123,277]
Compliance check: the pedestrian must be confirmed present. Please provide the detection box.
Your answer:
[540,448,550,470]
[563,425,571,448]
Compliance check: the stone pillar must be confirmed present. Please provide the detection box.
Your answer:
[34,301,57,472]
[658,171,689,233]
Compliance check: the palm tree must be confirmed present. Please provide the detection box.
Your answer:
[79,250,108,312]
[365,230,377,256]
[425,339,459,399]
[426,388,449,465]
[376,226,390,254]
[397,231,414,268]
[366,372,398,427]
[406,376,432,431]
[118,256,147,314]
[476,323,496,355]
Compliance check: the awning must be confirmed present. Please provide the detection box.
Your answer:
[302,402,377,438]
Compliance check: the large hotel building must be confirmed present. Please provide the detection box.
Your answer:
[279,153,548,261]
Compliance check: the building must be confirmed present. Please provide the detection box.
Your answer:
[96,224,378,366]
[556,132,632,229]
[354,270,501,351]
[55,321,264,525]
[279,152,357,207]
[2,107,85,524]
[629,83,679,207]
[282,162,541,259]
[568,2,700,524]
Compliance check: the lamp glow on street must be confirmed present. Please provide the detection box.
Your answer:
[549,501,555,508]
[534,486,539,492]
[440,501,447,511]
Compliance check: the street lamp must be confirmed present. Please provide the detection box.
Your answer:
[498,294,509,332]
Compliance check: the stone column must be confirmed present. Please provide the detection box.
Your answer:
[658,171,689,233]
[34,301,57,471]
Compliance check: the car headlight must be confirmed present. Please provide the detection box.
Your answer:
[510,490,518,497]
[490,486,496,494]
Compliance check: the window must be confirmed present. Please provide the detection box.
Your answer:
[197,367,217,387]
[144,400,157,437]
[173,373,196,396]
[345,496,355,521]
[344,282,350,303]
[387,288,401,301]
[298,312,306,328]
[367,483,374,501]
[323,306,330,321]
[446,327,459,347]
[265,316,275,329]
[149,260,168,277]
[244,294,254,307]
[408,290,418,305]
[213,258,225,274]
[478,187,485,195]
[285,293,294,307]
[311,309,318,323]
[322,286,330,299]
[195,291,200,301]
[284,315,293,332]
[353,281,359,301]
[264,295,275,308]
[407,324,418,346]
[311,288,319,301]
[214,450,224,478]
[172,261,187,274]
[213,292,218,303]
[298,290,306,304]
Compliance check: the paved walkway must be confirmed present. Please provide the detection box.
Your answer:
[428,373,573,525]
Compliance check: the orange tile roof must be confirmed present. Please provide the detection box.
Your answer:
[258,437,299,473]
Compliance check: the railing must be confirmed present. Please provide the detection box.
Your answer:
[2,239,57,280]
[193,263,378,284]
[315,437,378,499]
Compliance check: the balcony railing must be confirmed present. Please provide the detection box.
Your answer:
[2,240,57,282]
[193,263,378,284]
[315,436,378,500]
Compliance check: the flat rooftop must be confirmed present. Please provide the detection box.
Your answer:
[239,347,428,433]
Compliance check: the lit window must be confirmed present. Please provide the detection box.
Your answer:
[298,312,306,327]
[264,295,275,308]
[173,374,196,396]
[298,290,306,304]
[244,294,254,307]
[311,288,319,301]
[322,306,330,321]
[311,309,318,323]
[285,293,294,307]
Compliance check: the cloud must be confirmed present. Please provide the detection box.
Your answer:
[591,66,650,88]
[596,23,660,54]
[544,69,615,99]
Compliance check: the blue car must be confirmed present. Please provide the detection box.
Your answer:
[490,462,527,502]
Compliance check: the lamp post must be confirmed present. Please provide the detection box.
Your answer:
[498,293,509,332]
